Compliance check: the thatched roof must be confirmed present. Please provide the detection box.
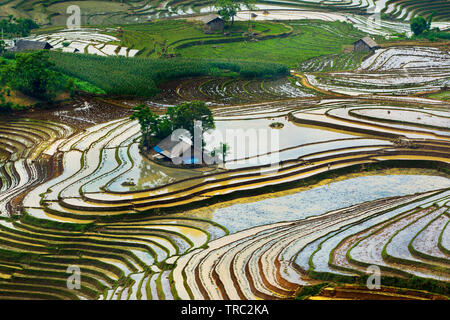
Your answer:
[197,14,223,24]
[356,36,379,49]
[10,40,53,52]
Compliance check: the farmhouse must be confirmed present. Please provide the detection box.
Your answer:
[153,135,202,165]
[353,36,380,52]
[197,14,225,33]
[153,135,219,165]
[9,40,53,52]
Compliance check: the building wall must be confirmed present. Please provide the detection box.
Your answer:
[206,19,224,32]
[354,40,371,52]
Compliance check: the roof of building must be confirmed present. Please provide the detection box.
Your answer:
[10,40,53,52]
[154,135,219,165]
[197,14,223,24]
[62,47,80,53]
[355,36,379,48]
[154,135,194,160]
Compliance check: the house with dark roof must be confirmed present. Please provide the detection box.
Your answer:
[153,135,204,165]
[353,36,380,52]
[9,40,53,52]
[153,134,218,165]
[197,14,225,32]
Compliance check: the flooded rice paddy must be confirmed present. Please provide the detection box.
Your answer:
[0,77,449,300]
[176,169,450,233]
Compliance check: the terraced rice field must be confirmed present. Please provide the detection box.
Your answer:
[1,0,450,297]
[383,0,450,22]
[304,47,450,96]
[0,88,448,300]
[24,29,139,57]
[147,76,316,107]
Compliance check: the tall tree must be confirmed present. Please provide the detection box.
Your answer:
[214,142,230,165]
[130,104,159,148]
[215,0,255,26]
[171,101,215,138]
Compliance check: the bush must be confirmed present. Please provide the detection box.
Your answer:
[410,16,428,36]
[1,51,61,101]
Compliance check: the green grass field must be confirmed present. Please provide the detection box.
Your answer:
[115,19,292,58]
[118,19,364,68]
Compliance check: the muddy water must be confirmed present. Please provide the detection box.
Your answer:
[175,169,450,234]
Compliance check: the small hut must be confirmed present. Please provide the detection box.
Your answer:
[197,14,225,33]
[9,40,53,52]
[153,134,219,165]
[353,36,380,52]
[153,135,203,165]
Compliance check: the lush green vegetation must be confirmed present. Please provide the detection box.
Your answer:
[216,0,255,25]
[409,13,450,40]
[115,19,291,58]
[0,15,38,38]
[1,51,61,101]
[0,51,106,111]
[0,87,26,112]
[130,101,215,148]
[116,19,363,67]
[176,20,364,68]
[48,51,289,97]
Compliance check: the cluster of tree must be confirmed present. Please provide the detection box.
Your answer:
[409,13,449,40]
[0,16,39,38]
[130,101,215,149]
[0,51,69,106]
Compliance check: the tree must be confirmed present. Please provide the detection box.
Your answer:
[410,16,428,36]
[214,142,230,165]
[130,104,159,148]
[1,51,59,101]
[171,101,215,138]
[0,17,38,38]
[131,101,215,151]
[426,12,436,31]
[0,40,5,55]
[215,0,255,26]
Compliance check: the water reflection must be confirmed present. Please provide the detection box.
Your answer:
[176,169,450,234]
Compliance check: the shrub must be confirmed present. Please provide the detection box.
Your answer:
[410,16,428,36]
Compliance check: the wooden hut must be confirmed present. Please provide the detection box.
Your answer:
[353,36,380,52]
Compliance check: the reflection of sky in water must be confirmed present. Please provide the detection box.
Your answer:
[199,175,450,234]
[206,117,358,161]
